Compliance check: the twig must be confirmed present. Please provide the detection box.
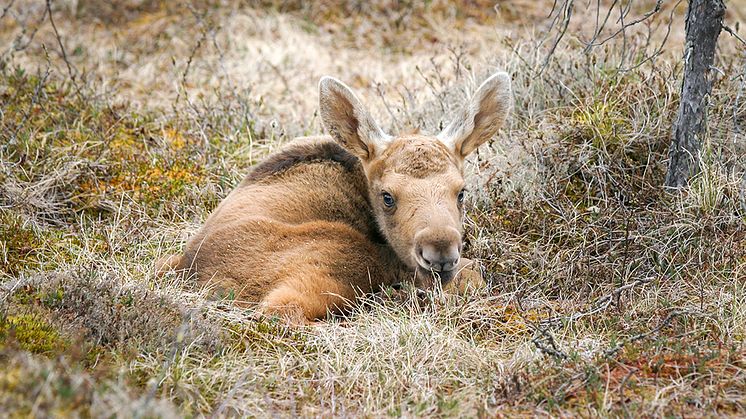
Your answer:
[734,52,746,135]
[46,0,82,98]
[537,0,574,76]
[7,47,51,146]
[173,8,209,111]
[618,0,680,73]
[186,1,244,107]
[375,82,402,132]
[539,0,667,74]
[415,65,447,113]
[584,0,619,53]
[531,327,568,359]
[722,24,746,46]
[604,309,689,357]
[8,3,48,54]
[539,276,654,328]
[0,0,15,21]
[584,0,663,49]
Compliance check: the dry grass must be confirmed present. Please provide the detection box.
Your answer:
[1,0,746,416]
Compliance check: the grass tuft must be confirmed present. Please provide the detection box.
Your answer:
[1,0,745,415]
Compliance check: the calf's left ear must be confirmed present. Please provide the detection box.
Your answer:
[318,76,391,162]
[437,72,512,158]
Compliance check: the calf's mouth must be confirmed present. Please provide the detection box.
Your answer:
[414,265,457,290]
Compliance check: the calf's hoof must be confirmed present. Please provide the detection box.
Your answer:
[444,258,486,294]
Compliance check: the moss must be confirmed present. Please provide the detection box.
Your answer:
[0,314,67,355]
[0,211,46,276]
[226,320,312,354]
[1,70,216,221]
[0,210,110,276]
[572,99,627,150]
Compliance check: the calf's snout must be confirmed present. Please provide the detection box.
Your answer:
[414,227,462,272]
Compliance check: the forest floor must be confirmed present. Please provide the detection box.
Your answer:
[1,0,746,416]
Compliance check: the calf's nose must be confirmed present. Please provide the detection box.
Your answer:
[418,243,460,272]
[414,227,462,272]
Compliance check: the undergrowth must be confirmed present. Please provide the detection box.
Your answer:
[1,0,745,416]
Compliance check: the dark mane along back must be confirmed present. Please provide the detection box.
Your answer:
[244,140,361,183]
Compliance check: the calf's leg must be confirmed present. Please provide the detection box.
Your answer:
[256,266,359,325]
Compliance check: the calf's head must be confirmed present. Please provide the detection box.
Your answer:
[319,73,511,287]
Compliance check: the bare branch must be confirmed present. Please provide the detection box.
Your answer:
[539,276,654,328]
[584,0,619,53]
[7,46,51,146]
[46,0,82,98]
[173,12,208,111]
[619,0,681,72]
[0,0,15,21]
[722,24,746,46]
[537,0,574,76]
[375,82,402,132]
[531,327,568,359]
[8,4,47,54]
[583,0,663,50]
[604,309,692,357]
[734,52,746,135]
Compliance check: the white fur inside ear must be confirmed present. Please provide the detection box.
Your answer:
[437,100,478,150]
[319,76,391,159]
[437,72,512,158]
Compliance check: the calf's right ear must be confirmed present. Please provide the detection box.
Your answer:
[437,72,512,159]
[319,77,391,162]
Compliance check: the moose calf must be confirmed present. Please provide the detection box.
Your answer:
[157,72,512,323]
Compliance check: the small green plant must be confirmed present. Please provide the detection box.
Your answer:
[685,157,737,215]
[0,314,67,355]
[572,98,627,150]
[0,211,45,276]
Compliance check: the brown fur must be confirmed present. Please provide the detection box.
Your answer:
[159,73,512,323]
[244,140,361,184]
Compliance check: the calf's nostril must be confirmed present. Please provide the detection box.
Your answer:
[417,247,430,266]
[417,242,463,272]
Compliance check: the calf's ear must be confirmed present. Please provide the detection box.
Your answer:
[437,72,512,159]
[319,77,391,162]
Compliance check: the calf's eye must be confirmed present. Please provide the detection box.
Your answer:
[382,192,395,208]
[457,189,465,204]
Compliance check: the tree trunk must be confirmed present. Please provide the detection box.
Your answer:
[665,0,726,188]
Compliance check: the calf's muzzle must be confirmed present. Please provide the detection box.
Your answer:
[414,227,462,273]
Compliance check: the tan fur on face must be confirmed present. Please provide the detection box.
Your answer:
[159,73,511,324]
[364,135,465,271]
[371,135,458,177]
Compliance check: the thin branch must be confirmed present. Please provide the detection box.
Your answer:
[619,0,681,72]
[584,0,663,49]
[7,46,51,146]
[537,0,574,76]
[722,24,746,46]
[46,0,82,98]
[584,0,619,53]
[734,52,746,135]
[8,4,48,53]
[604,309,691,357]
[531,327,568,359]
[376,82,402,132]
[541,277,654,328]
[0,0,15,21]
[173,15,208,111]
